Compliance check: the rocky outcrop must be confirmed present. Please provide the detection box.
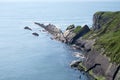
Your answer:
[64,25,90,44]
[73,52,85,59]
[24,26,32,31]
[92,11,120,31]
[34,22,66,42]
[35,22,90,43]
[63,29,76,43]
[66,24,75,30]
[32,32,39,36]
[75,38,95,52]
[70,60,82,68]
[34,22,62,35]
[70,25,90,44]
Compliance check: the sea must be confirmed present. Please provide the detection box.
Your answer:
[0,1,120,80]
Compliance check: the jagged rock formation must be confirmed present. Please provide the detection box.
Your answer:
[34,22,66,42]
[34,22,90,44]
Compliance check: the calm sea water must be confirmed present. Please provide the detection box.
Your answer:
[0,1,120,80]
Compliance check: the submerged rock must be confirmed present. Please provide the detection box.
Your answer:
[32,32,39,36]
[24,26,32,31]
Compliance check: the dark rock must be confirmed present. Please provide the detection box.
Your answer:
[70,25,90,44]
[32,32,39,36]
[86,63,101,73]
[82,49,118,80]
[113,65,120,80]
[75,38,95,52]
[34,22,46,28]
[66,24,75,30]
[24,26,32,31]
[92,12,104,30]
[70,60,82,68]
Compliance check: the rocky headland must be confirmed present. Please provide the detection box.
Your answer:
[33,11,120,80]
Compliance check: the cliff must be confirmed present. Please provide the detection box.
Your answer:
[80,11,120,80]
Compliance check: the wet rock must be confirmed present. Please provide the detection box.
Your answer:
[70,60,82,67]
[32,32,39,36]
[73,52,85,59]
[24,26,32,31]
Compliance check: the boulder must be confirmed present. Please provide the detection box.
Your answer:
[32,32,39,36]
[24,26,32,31]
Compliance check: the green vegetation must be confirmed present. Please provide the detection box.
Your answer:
[66,24,75,30]
[83,11,120,64]
[78,63,86,71]
[89,70,105,80]
[73,26,82,34]
[78,63,105,80]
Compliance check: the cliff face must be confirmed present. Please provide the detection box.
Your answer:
[92,11,120,64]
[81,11,120,80]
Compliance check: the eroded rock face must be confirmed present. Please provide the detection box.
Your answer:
[82,49,119,80]
[75,38,95,52]
[64,30,76,43]
[92,12,104,30]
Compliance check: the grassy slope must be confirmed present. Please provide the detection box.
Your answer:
[84,11,120,64]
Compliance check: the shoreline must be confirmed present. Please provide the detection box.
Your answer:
[25,11,120,80]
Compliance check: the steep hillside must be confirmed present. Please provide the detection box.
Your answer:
[92,11,120,64]
[80,11,120,80]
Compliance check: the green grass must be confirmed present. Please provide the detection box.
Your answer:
[96,30,120,64]
[73,26,82,34]
[89,11,120,64]
[89,70,106,80]
[78,63,106,80]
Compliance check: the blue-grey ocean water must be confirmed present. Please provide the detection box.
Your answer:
[0,1,120,80]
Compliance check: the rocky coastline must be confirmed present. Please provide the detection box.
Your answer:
[25,11,120,80]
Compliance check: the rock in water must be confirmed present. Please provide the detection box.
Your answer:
[24,26,32,31]
[34,22,66,42]
[70,60,81,67]
[32,32,39,36]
